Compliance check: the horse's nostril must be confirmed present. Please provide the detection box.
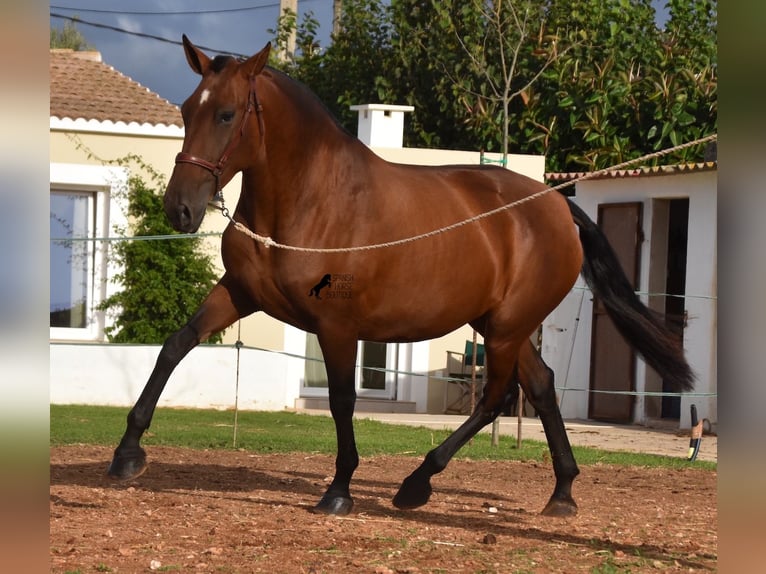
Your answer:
[178,204,191,226]
[173,203,193,231]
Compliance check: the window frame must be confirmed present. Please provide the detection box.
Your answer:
[49,163,127,341]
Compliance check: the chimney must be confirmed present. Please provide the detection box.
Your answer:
[349,104,414,148]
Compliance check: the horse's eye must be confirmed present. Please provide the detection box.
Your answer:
[218,110,235,124]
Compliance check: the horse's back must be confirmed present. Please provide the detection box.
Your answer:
[380,161,578,257]
[331,161,583,340]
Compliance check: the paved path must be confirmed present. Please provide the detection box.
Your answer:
[299,410,717,463]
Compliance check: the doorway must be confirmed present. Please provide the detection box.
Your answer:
[661,198,689,419]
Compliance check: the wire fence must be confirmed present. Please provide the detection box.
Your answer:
[50,228,717,398]
[50,284,717,400]
[51,135,717,405]
[50,220,716,452]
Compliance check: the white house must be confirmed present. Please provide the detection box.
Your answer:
[542,163,717,430]
[49,49,184,342]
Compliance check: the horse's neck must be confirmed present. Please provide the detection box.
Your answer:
[267,71,350,142]
[262,71,373,183]
[241,74,372,233]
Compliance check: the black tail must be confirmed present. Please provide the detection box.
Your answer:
[568,199,695,391]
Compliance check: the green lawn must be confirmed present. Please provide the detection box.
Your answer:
[50,404,716,470]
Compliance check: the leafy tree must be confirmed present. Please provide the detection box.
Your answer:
[518,0,716,171]
[50,19,94,50]
[270,1,395,134]
[389,0,494,149]
[269,7,321,69]
[516,0,660,170]
[98,165,221,344]
[663,0,717,71]
[319,0,396,131]
[424,0,570,162]
[643,0,717,159]
[266,0,716,171]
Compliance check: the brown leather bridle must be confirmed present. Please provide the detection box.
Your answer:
[175,72,264,193]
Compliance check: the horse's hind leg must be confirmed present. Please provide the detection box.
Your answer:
[310,329,360,516]
[107,276,255,481]
[393,337,521,511]
[517,339,579,516]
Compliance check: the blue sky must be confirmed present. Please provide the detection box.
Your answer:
[50,1,334,105]
[50,1,670,107]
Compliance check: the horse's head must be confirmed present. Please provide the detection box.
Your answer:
[164,35,271,233]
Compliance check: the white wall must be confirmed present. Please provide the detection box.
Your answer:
[50,343,302,411]
[50,338,433,413]
[542,170,717,428]
[372,147,546,183]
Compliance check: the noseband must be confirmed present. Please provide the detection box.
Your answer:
[175,72,264,192]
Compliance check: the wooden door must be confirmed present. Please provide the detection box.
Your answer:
[589,202,643,423]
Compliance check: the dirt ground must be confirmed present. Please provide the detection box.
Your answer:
[50,445,716,573]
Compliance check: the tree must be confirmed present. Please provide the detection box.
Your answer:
[269,7,322,71]
[663,0,717,71]
[266,0,716,171]
[50,19,94,50]
[269,0,395,134]
[518,0,716,171]
[98,165,222,344]
[644,0,717,159]
[427,0,569,163]
[515,0,659,170]
[319,0,396,131]
[389,0,497,149]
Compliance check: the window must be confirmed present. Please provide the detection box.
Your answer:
[50,191,94,329]
[300,333,397,399]
[49,163,127,340]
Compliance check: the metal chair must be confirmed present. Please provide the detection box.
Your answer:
[444,340,485,414]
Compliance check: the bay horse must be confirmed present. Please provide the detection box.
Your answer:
[107,36,694,517]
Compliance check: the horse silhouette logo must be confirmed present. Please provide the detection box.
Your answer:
[308,274,332,299]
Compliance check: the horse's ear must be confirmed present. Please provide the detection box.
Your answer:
[182,34,210,75]
[243,42,271,78]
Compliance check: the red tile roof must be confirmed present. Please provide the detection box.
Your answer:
[50,49,182,128]
[545,162,717,183]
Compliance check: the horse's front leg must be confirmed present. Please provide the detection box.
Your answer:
[107,276,256,481]
[311,331,359,516]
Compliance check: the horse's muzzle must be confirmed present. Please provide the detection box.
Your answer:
[170,203,196,232]
[164,193,204,233]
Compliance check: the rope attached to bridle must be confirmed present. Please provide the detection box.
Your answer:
[216,133,716,254]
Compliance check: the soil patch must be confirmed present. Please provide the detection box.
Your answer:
[50,446,716,573]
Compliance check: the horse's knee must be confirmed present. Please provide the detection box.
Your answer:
[161,324,200,362]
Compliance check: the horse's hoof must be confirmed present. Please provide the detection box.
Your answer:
[106,449,147,481]
[392,474,432,510]
[311,494,354,516]
[541,496,578,517]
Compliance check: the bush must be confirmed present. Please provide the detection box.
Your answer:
[99,171,222,344]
